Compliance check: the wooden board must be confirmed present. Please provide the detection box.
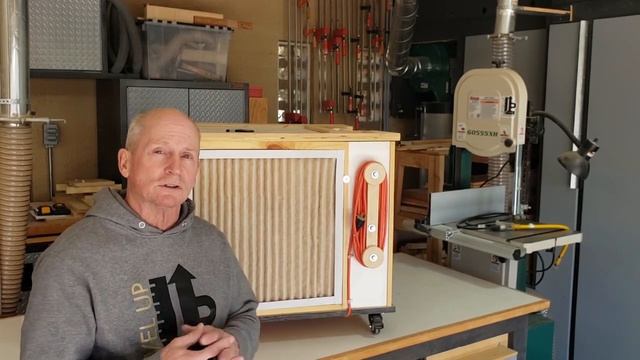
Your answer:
[249,97,268,124]
[199,123,353,133]
[26,235,58,246]
[180,49,226,64]
[144,4,224,23]
[398,139,452,152]
[142,5,253,31]
[63,198,91,214]
[198,124,400,143]
[446,346,517,360]
[67,179,114,188]
[401,188,429,207]
[65,184,121,195]
[27,216,82,237]
[427,334,509,360]
[193,16,254,30]
[82,195,95,206]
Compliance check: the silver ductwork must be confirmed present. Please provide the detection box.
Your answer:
[494,0,517,35]
[491,0,517,68]
[1,0,29,117]
[0,0,32,315]
[385,0,422,77]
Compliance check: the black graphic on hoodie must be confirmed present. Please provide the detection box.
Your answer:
[151,265,217,345]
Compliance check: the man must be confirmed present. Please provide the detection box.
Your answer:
[21,108,259,360]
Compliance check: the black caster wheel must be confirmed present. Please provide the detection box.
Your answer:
[368,313,384,334]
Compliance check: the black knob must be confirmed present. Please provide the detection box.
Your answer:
[504,138,514,147]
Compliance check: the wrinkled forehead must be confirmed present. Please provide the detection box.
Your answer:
[140,120,201,150]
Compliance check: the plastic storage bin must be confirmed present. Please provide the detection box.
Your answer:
[142,21,232,81]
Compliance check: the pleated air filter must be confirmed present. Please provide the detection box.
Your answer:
[194,156,338,303]
[194,124,399,319]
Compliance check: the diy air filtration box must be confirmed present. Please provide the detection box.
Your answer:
[193,124,399,331]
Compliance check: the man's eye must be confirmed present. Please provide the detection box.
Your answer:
[181,153,194,159]
[153,149,164,154]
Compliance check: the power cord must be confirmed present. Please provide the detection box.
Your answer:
[534,246,557,286]
[479,160,510,188]
[456,212,511,230]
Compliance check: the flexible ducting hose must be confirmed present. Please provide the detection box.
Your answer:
[106,0,142,75]
[385,0,419,77]
[0,123,32,314]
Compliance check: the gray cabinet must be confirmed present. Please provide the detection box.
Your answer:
[125,87,189,121]
[540,16,640,359]
[97,79,248,182]
[574,15,640,359]
[188,89,247,123]
[121,84,247,124]
[538,22,582,360]
[29,0,104,72]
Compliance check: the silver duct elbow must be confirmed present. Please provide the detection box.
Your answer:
[385,0,419,77]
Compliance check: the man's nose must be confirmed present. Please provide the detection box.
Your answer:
[165,154,181,175]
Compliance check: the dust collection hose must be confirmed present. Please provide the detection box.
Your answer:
[106,0,143,75]
[0,123,32,314]
[1,0,32,315]
[384,0,419,77]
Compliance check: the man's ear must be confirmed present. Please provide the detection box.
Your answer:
[117,148,130,178]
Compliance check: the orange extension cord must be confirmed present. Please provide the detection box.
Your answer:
[346,161,388,316]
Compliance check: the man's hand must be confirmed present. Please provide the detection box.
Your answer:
[183,323,243,360]
[159,323,242,360]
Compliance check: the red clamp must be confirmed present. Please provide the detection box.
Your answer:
[305,27,316,47]
[322,100,336,124]
[315,27,330,56]
[332,28,348,64]
[357,97,367,117]
[373,34,384,55]
[334,28,348,51]
[342,91,356,113]
[284,112,308,124]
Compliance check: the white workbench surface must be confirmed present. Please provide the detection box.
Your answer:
[257,253,547,359]
[1,254,547,359]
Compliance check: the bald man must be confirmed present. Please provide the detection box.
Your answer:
[22,109,259,360]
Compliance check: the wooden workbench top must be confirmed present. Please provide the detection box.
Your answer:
[198,123,401,143]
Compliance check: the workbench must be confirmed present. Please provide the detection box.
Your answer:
[1,254,547,359]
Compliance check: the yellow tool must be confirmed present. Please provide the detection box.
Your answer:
[492,222,571,266]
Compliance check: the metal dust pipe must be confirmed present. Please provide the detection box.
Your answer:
[0,0,33,315]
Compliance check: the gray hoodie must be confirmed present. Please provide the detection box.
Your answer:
[21,189,259,359]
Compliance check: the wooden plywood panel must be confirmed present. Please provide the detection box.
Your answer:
[194,157,336,303]
[30,79,98,201]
